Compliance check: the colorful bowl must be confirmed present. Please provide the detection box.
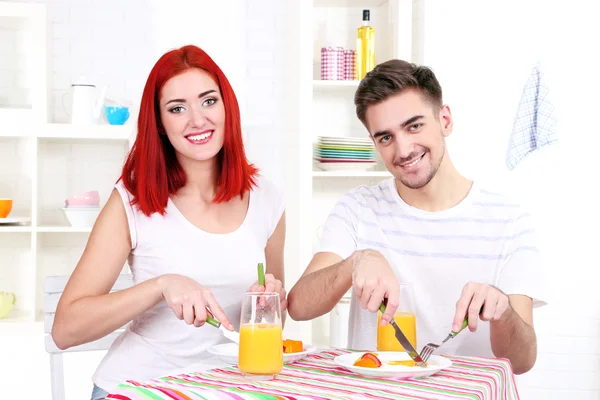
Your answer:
[0,292,16,319]
[65,191,100,207]
[104,106,130,125]
[0,199,13,218]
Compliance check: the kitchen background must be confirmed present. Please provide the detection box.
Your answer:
[0,0,599,399]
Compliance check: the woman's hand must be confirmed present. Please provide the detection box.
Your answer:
[248,273,287,313]
[158,274,234,330]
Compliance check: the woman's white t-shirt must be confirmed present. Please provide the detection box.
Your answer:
[92,176,285,391]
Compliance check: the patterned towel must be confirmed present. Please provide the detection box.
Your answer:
[506,62,558,170]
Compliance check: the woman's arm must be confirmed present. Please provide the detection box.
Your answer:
[52,189,164,350]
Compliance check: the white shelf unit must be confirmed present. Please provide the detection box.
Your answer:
[312,79,359,88]
[304,0,421,347]
[0,2,135,326]
[313,170,391,177]
[0,127,133,325]
[315,0,390,7]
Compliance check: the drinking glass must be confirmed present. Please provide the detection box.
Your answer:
[377,283,417,351]
[238,292,283,380]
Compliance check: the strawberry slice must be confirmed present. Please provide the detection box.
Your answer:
[359,352,382,367]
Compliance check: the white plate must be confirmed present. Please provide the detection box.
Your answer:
[0,217,31,225]
[334,352,452,380]
[317,162,377,172]
[207,342,318,365]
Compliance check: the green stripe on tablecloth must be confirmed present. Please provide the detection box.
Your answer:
[116,384,174,400]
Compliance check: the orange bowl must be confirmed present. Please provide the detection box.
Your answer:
[0,199,12,218]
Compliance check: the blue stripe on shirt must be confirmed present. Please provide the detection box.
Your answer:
[357,238,538,260]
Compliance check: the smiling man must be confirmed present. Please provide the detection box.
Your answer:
[287,60,545,374]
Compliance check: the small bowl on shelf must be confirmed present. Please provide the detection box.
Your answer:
[0,291,16,319]
[0,198,13,218]
[61,207,101,228]
[65,191,100,207]
[104,106,130,125]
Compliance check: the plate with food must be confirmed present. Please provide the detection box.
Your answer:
[334,351,452,379]
[207,339,318,365]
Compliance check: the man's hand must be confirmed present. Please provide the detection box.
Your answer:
[453,282,510,332]
[351,249,400,326]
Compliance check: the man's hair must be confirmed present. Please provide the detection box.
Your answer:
[354,59,443,124]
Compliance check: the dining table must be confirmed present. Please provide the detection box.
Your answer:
[105,348,521,400]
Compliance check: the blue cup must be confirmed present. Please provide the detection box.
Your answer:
[104,106,130,125]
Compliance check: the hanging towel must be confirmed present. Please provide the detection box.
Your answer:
[506,62,558,170]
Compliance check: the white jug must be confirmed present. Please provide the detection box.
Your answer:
[329,294,351,348]
[68,77,107,124]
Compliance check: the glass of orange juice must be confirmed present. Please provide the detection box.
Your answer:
[377,282,417,352]
[238,292,283,380]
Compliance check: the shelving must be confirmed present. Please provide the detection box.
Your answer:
[314,0,389,8]
[0,226,32,233]
[0,2,135,328]
[38,123,135,141]
[313,80,359,88]
[313,170,390,177]
[0,131,131,323]
[36,226,92,233]
[303,0,420,347]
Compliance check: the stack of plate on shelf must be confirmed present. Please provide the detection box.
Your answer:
[314,136,377,171]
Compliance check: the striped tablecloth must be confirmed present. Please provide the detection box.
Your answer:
[106,349,520,400]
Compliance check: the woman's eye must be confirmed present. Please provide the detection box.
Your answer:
[169,106,185,113]
[203,98,217,106]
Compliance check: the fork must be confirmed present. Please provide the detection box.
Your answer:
[420,315,470,362]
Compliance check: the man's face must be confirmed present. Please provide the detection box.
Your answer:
[364,89,453,189]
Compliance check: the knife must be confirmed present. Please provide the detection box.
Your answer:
[379,302,427,367]
[206,316,240,344]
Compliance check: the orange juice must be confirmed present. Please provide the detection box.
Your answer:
[238,323,283,375]
[377,312,417,351]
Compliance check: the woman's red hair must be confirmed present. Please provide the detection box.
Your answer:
[120,45,258,216]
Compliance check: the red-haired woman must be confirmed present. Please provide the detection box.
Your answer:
[52,45,286,399]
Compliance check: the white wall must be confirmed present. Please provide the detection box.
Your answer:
[0,15,31,108]
[0,0,299,399]
[421,1,600,398]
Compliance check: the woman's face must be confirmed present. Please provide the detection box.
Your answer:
[158,68,226,163]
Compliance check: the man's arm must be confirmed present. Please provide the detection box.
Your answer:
[288,249,401,324]
[287,252,353,321]
[453,283,537,375]
[490,294,536,375]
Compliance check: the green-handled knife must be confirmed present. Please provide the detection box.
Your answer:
[206,316,240,344]
[379,302,427,367]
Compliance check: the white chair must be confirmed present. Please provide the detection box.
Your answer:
[44,274,133,400]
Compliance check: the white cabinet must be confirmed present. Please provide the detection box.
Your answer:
[0,2,135,326]
[0,128,133,324]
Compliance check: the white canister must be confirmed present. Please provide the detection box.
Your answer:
[66,77,107,124]
[329,295,351,348]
